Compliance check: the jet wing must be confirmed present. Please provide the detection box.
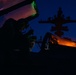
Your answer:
[63,20,76,24]
[39,19,76,25]
[0,0,38,27]
[0,0,34,16]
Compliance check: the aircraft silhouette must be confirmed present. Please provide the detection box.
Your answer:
[39,7,76,37]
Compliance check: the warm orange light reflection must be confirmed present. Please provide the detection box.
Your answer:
[50,35,76,47]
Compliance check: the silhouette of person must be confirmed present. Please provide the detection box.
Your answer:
[40,32,58,52]
[0,18,17,64]
[23,29,34,51]
[40,32,51,52]
[16,19,34,63]
[14,19,35,64]
[12,19,29,50]
[28,36,37,52]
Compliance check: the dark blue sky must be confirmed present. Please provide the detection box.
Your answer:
[29,0,76,52]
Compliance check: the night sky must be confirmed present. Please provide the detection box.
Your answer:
[0,0,76,52]
[29,0,76,52]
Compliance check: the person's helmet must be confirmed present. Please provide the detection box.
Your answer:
[17,19,29,30]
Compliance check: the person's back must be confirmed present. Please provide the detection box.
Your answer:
[0,18,17,64]
[1,18,16,48]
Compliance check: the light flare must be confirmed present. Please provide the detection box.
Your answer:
[50,35,76,48]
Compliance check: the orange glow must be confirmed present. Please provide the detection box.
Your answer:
[50,35,76,48]
[5,4,36,20]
